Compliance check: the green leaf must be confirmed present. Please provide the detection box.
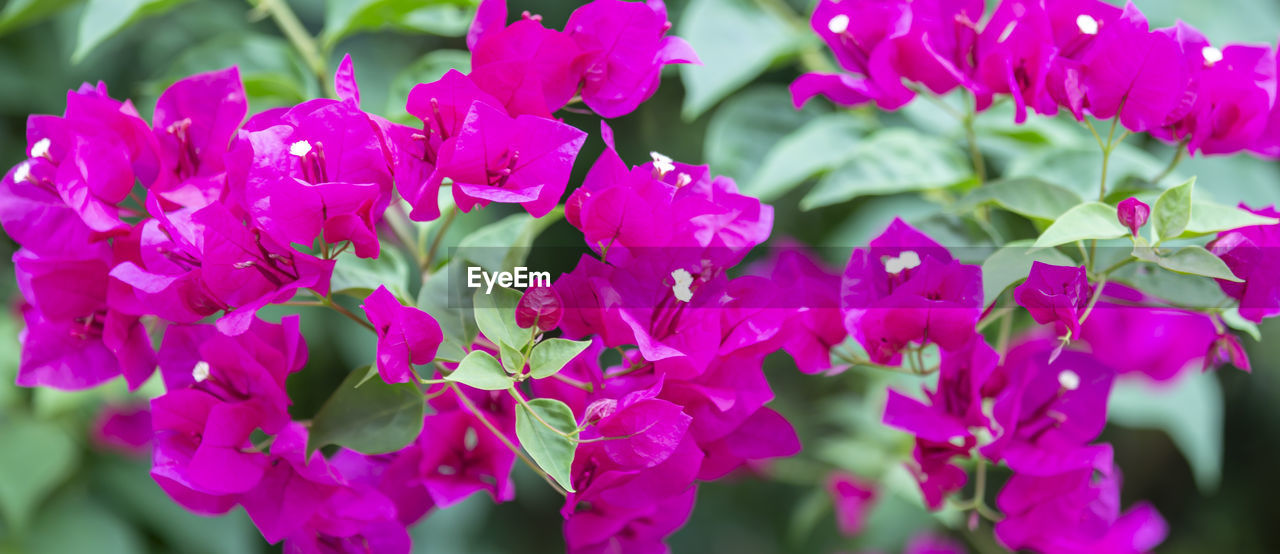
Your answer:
[801,128,972,210]
[1108,371,1223,493]
[417,261,475,363]
[324,0,475,47]
[1004,144,1171,198]
[1180,200,1280,238]
[308,366,425,456]
[1032,202,1130,248]
[1110,261,1230,310]
[457,208,561,274]
[956,178,1084,222]
[386,49,471,123]
[446,351,514,391]
[1152,177,1194,242]
[499,342,525,375]
[72,0,188,63]
[23,491,143,554]
[152,33,315,109]
[0,417,79,529]
[980,239,1077,307]
[1222,306,1261,341]
[678,0,807,120]
[704,86,828,191]
[329,246,411,300]
[1139,245,1242,282]
[515,397,579,492]
[529,338,592,380]
[745,114,867,201]
[472,286,526,349]
[0,0,80,36]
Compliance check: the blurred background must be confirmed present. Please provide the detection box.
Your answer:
[2,0,1280,552]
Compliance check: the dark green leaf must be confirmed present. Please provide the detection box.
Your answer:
[1152,177,1194,242]
[704,85,827,190]
[386,49,471,123]
[980,239,1077,307]
[529,338,591,380]
[745,113,867,201]
[472,286,526,349]
[1032,201,1129,248]
[324,0,475,47]
[308,366,426,456]
[457,208,561,274]
[73,0,188,63]
[515,397,579,492]
[801,128,973,210]
[678,0,807,119]
[956,178,1083,222]
[446,351,514,391]
[152,33,315,110]
[329,246,411,300]
[0,417,79,529]
[1108,370,1222,492]
[0,0,80,35]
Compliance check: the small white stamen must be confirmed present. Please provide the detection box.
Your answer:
[883,250,921,274]
[650,151,675,177]
[1202,46,1223,67]
[1075,14,1098,35]
[289,140,313,157]
[948,435,967,448]
[29,138,51,159]
[671,268,694,302]
[192,361,211,383]
[997,21,1018,43]
[674,172,692,187]
[828,14,850,34]
[12,162,31,184]
[1058,369,1080,391]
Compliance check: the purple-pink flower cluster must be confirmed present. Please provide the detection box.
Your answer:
[795,0,1280,157]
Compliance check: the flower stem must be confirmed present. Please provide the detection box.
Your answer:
[322,295,376,333]
[250,0,332,97]
[422,206,457,273]
[1152,139,1190,184]
[451,383,567,496]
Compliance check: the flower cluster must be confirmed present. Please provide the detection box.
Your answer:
[795,0,1280,157]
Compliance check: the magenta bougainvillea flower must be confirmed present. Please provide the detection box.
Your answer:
[515,285,563,331]
[1210,204,1280,322]
[150,67,247,209]
[790,0,915,110]
[1117,197,1150,235]
[361,286,443,384]
[1014,262,1093,339]
[827,471,877,537]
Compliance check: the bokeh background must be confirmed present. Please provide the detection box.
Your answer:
[1,0,1279,552]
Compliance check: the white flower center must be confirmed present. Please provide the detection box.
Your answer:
[671,268,694,302]
[1202,46,1223,67]
[1058,369,1080,391]
[12,162,31,184]
[948,435,967,448]
[674,172,692,187]
[289,140,313,157]
[29,137,51,159]
[650,151,675,177]
[192,361,211,383]
[883,250,921,274]
[1076,14,1098,35]
[828,14,850,34]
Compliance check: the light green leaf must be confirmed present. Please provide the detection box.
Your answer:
[1004,144,1172,198]
[499,342,525,375]
[801,128,973,210]
[529,338,592,380]
[472,286,526,349]
[956,178,1084,222]
[1108,372,1223,492]
[446,351,514,391]
[1152,177,1194,242]
[1180,201,1279,238]
[329,246,411,300]
[73,0,188,63]
[1032,202,1129,248]
[0,0,80,36]
[981,239,1078,307]
[678,0,807,120]
[0,417,79,529]
[745,114,867,201]
[386,49,471,123]
[457,208,561,274]
[308,366,426,456]
[324,0,475,47]
[1221,306,1261,341]
[515,397,579,492]
[704,86,828,191]
[1141,245,1242,282]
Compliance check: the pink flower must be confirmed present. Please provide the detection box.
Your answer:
[361,286,443,384]
[1117,197,1150,236]
[1210,204,1280,321]
[827,472,877,537]
[516,285,563,331]
[1014,262,1093,339]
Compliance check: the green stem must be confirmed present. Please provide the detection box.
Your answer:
[422,206,457,273]
[251,0,330,95]
[322,295,377,333]
[451,384,566,496]
[1076,275,1109,328]
[1152,139,1190,184]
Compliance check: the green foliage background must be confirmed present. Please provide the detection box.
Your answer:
[1,0,1280,552]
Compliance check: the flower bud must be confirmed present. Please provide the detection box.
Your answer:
[1117,197,1150,236]
[515,285,562,331]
